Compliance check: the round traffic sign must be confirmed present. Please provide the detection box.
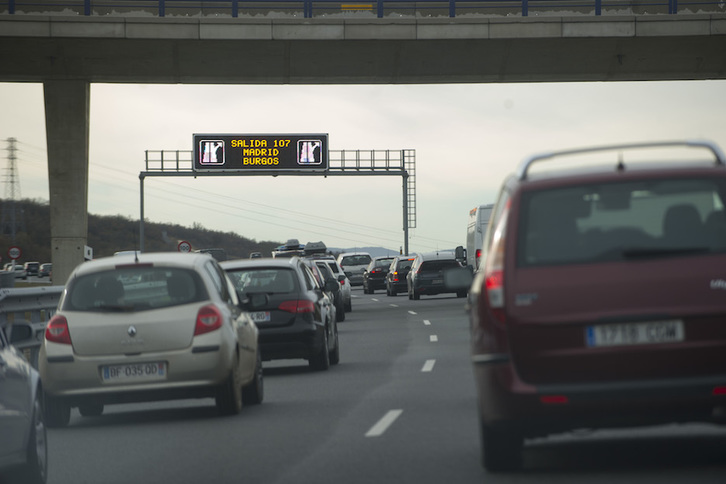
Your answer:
[7,246,21,260]
[177,240,192,253]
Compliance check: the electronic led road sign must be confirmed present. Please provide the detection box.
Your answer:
[193,134,329,172]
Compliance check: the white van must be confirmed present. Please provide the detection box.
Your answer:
[336,252,372,286]
[466,204,494,271]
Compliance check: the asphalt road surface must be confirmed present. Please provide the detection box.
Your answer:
[43,288,726,484]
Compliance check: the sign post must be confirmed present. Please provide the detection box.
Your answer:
[7,246,21,262]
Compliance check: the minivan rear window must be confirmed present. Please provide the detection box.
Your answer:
[341,255,372,266]
[518,177,726,267]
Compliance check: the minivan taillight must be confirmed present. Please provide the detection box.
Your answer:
[279,300,315,313]
[45,315,72,345]
[483,201,509,323]
[195,305,223,335]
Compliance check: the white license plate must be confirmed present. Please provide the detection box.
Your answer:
[250,311,271,323]
[586,320,684,347]
[102,362,167,382]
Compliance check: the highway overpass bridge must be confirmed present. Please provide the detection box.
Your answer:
[1,2,725,282]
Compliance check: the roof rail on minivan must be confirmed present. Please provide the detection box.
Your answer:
[516,140,726,181]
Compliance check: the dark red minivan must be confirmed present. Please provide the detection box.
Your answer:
[468,141,726,471]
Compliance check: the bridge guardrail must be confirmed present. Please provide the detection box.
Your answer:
[0,285,63,368]
[3,0,720,18]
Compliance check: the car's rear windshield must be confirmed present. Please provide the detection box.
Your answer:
[396,259,414,270]
[226,268,299,295]
[375,258,394,268]
[64,267,207,312]
[341,255,372,266]
[518,177,726,267]
[420,260,461,271]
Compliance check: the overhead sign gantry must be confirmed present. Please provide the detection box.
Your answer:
[140,134,416,255]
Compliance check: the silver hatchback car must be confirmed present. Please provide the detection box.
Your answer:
[39,252,262,427]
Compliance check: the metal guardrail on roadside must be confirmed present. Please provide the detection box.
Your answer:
[2,0,718,18]
[0,285,64,368]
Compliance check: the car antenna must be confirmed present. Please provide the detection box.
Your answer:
[616,152,626,172]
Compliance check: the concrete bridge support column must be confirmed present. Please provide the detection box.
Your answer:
[44,80,90,285]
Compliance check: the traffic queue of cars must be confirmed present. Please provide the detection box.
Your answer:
[5,140,726,479]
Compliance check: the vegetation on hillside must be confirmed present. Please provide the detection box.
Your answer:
[0,198,282,264]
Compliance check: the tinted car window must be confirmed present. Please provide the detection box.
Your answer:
[419,260,461,272]
[395,259,413,270]
[341,255,372,266]
[518,177,726,267]
[374,258,394,268]
[64,267,206,311]
[226,268,298,294]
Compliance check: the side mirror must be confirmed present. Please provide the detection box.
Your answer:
[5,322,35,345]
[455,245,466,263]
[324,279,339,293]
[443,266,474,291]
[337,275,346,284]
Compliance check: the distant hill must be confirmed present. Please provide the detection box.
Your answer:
[328,247,402,258]
[0,198,282,264]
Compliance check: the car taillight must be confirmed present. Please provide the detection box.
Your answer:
[279,300,315,313]
[194,305,223,336]
[45,315,72,345]
[483,200,509,323]
[475,249,483,268]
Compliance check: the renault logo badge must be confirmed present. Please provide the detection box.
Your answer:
[128,326,137,337]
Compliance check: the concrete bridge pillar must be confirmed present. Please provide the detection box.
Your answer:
[44,80,89,285]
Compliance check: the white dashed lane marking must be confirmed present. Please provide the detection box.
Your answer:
[430,335,438,342]
[421,359,436,372]
[365,410,403,437]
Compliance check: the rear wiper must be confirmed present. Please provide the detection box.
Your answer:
[620,247,710,259]
[95,304,137,312]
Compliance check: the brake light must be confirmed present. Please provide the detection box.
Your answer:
[475,249,482,268]
[194,305,223,335]
[483,200,509,323]
[278,300,315,313]
[540,395,569,405]
[45,315,72,345]
[713,386,726,395]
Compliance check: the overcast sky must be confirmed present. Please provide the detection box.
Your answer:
[2,80,726,255]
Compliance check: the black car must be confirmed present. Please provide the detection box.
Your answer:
[407,252,466,300]
[362,257,395,294]
[385,256,415,296]
[221,257,339,371]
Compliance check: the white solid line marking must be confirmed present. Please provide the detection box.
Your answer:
[430,335,438,342]
[423,319,431,326]
[408,310,417,315]
[421,359,436,372]
[365,410,403,437]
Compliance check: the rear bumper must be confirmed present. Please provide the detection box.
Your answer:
[472,354,726,437]
[258,323,324,361]
[39,344,235,406]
